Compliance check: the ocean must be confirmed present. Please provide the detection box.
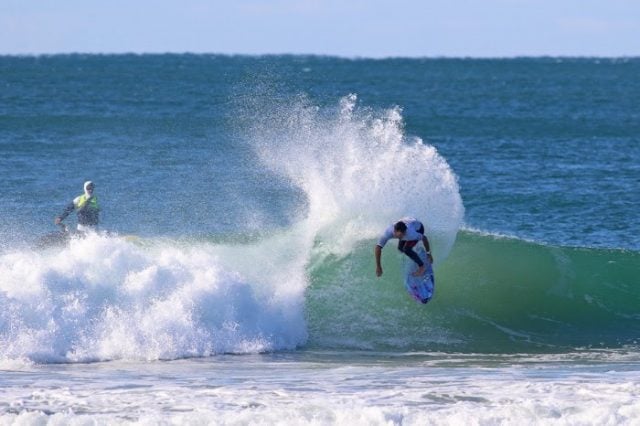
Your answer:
[0,54,639,424]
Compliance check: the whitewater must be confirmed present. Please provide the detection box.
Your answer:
[1,55,639,425]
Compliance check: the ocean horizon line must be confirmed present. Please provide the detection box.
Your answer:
[1,51,639,61]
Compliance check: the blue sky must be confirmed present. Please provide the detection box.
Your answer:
[1,0,638,57]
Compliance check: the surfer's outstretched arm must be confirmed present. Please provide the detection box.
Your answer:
[374,245,383,277]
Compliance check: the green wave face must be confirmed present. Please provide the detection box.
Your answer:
[306,231,640,353]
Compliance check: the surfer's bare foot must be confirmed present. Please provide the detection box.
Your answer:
[412,266,425,277]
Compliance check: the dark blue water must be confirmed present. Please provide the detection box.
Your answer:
[1,55,638,249]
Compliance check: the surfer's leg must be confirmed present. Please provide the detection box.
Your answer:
[398,240,424,267]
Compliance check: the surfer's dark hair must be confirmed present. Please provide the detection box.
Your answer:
[394,221,407,233]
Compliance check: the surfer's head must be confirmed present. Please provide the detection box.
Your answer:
[393,221,407,238]
[84,181,95,197]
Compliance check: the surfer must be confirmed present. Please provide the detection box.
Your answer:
[375,218,433,277]
[55,181,100,232]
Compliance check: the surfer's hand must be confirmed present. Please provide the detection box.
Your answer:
[54,217,61,225]
[376,266,383,277]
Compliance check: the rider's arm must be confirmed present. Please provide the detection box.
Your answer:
[422,235,433,264]
[56,201,75,223]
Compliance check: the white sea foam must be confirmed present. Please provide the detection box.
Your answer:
[0,232,307,363]
[1,356,638,425]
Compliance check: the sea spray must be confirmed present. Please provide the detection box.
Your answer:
[250,93,464,260]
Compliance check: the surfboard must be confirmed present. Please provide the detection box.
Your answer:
[403,247,435,304]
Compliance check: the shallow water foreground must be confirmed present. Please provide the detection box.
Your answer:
[2,351,639,425]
